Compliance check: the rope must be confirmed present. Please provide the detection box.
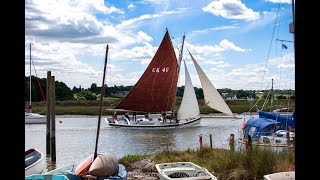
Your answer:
[249,2,283,113]
[31,56,46,104]
[259,2,281,91]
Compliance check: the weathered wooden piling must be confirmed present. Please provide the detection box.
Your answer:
[50,76,56,161]
[199,134,203,149]
[209,134,212,149]
[46,71,56,161]
[46,71,51,155]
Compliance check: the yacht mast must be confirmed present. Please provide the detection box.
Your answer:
[291,0,295,56]
[29,43,32,110]
[178,33,185,69]
[270,79,273,112]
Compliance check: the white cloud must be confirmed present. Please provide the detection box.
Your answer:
[25,41,105,88]
[128,3,136,10]
[268,53,295,70]
[111,43,156,61]
[265,0,292,4]
[137,31,153,43]
[185,39,248,57]
[203,0,260,21]
[190,25,239,35]
[116,10,185,30]
[219,39,247,52]
[26,0,126,43]
[210,68,224,72]
[141,0,170,5]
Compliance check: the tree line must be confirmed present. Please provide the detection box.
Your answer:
[25,76,295,102]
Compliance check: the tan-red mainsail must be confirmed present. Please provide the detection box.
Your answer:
[114,30,179,112]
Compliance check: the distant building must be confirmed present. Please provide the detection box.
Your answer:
[247,96,254,101]
[222,93,237,99]
[112,91,130,97]
[255,92,265,98]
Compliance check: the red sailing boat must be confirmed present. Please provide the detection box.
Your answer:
[105,29,232,129]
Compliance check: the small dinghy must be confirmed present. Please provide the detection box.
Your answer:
[25,148,46,176]
[264,171,295,180]
[155,162,217,180]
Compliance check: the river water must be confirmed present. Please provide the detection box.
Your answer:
[25,114,256,170]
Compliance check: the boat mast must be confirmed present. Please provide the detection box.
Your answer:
[178,33,185,69]
[94,45,108,159]
[291,0,295,59]
[29,43,32,111]
[173,33,185,115]
[270,78,273,112]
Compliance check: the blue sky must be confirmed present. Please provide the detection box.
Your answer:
[25,0,295,90]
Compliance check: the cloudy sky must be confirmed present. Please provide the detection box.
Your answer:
[25,0,295,91]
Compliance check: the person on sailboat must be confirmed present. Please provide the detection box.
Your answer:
[144,112,150,120]
[111,112,117,123]
[133,112,137,122]
[161,112,166,123]
[124,112,130,121]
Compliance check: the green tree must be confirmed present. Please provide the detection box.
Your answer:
[55,81,73,101]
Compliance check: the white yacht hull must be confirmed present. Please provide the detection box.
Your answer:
[105,115,201,129]
[25,113,46,124]
[237,138,293,152]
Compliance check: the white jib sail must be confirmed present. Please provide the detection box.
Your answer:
[189,51,233,116]
[177,60,200,120]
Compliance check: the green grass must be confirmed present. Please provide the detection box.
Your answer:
[31,98,295,115]
[120,145,294,180]
[118,154,148,167]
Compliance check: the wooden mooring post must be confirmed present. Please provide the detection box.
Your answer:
[199,134,203,149]
[209,134,212,149]
[50,76,56,161]
[46,71,56,162]
[46,71,51,155]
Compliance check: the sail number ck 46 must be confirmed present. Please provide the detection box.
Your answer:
[152,67,169,73]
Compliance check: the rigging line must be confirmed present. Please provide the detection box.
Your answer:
[31,56,46,103]
[107,45,112,87]
[259,2,282,91]
[276,2,284,92]
[249,80,271,113]
[275,2,283,61]
[279,46,283,91]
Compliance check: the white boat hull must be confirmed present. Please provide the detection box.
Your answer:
[25,113,46,124]
[25,148,46,176]
[264,171,295,180]
[155,162,217,180]
[237,138,293,153]
[105,116,201,129]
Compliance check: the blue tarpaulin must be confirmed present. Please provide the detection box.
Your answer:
[259,110,295,129]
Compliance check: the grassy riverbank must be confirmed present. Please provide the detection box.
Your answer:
[31,98,295,115]
[119,146,294,179]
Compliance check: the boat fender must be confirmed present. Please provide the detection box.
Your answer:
[75,154,94,176]
[88,153,119,176]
